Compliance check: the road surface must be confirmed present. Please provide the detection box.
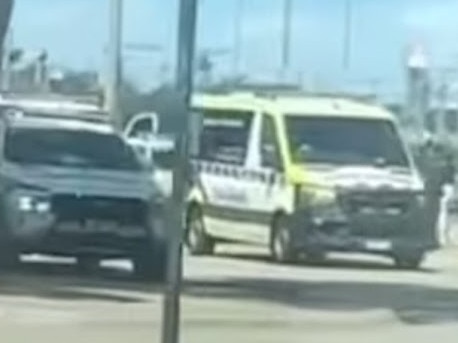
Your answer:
[1,245,458,342]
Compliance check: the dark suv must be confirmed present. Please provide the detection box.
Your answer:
[0,109,167,280]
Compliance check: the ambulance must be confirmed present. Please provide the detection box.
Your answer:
[186,90,431,269]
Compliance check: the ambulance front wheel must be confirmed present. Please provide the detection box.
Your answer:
[270,214,298,264]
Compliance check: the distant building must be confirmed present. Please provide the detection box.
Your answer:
[405,43,430,138]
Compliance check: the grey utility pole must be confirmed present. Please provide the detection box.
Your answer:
[233,0,243,75]
[161,0,198,343]
[281,0,292,72]
[106,0,123,131]
[0,0,13,90]
[343,0,352,70]
[1,28,12,91]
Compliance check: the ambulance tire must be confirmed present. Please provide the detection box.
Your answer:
[270,214,298,264]
[186,206,215,256]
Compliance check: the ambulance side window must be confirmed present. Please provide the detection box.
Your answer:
[261,115,282,170]
[199,110,253,165]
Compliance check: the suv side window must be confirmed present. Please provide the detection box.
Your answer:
[199,110,253,165]
[261,115,282,170]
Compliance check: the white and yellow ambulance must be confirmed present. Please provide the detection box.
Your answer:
[186,90,430,269]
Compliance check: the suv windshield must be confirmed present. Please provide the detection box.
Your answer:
[286,116,409,167]
[5,128,141,171]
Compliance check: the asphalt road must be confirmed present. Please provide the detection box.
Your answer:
[1,245,458,342]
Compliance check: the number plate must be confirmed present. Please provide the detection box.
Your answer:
[85,220,118,233]
[365,240,392,251]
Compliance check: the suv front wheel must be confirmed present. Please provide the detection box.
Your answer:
[0,234,19,269]
[0,246,19,269]
[393,251,424,270]
[76,255,100,274]
[132,240,167,282]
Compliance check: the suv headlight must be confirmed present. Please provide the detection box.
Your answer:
[15,190,51,213]
[18,196,34,211]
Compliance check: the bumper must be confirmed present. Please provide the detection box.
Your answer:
[4,209,164,257]
[301,233,428,255]
[290,205,432,255]
[37,232,149,258]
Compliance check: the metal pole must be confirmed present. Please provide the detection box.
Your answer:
[281,0,292,72]
[233,0,243,76]
[106,0,123,131]
[0,0,14,90]
[438,71,448,140]
[161,1,198,343]
[1,28,12,91]
[343,0,352,70]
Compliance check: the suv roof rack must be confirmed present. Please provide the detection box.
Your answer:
[0,91,102,106]
[0,94,109,124]
[0,105,109,124]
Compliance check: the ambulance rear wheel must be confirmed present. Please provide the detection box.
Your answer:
[186,206,215,256]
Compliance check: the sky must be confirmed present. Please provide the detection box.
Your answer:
[9,0,458,96]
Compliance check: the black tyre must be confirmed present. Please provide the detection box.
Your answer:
[133,241,167,282]
[186,206,215,256]
[305,250,326,265]
[270,215,297,264]
[76,256,100,274]
[393,252,424,270]
[0,243,19,270]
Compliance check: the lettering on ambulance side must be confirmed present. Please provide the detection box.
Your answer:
[192,161,285,197]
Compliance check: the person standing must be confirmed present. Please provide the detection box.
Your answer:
[437,149,456,246]
[418,135,445,249]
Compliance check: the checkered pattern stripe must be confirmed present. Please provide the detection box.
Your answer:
[190,160,286,186]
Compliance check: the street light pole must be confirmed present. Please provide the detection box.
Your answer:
[233,0,243,76]
[343,0,352,70]
[106,0,123,131]
[281,0,292,72]
[1,28,12,91]
[161,1,198,343]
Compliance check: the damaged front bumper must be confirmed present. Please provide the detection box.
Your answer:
[290,189,432,255]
